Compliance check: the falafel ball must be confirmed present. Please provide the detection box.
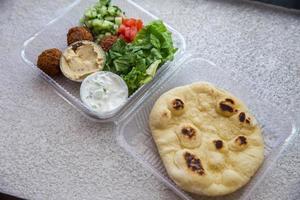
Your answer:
[67,26,93,45]
[37,48,62,77]
[99,35,118,52]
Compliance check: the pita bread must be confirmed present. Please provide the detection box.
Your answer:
[149,82,264,196]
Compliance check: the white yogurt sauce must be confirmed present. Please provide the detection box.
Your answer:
[80,71,128,117]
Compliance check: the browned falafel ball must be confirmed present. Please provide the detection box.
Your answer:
[67,26,93,45]
[99,35,118,52]
[37,48,62,77]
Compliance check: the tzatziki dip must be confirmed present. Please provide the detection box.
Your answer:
[80,71,128,117]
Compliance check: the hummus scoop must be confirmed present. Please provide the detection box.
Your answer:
[60,40,105,82]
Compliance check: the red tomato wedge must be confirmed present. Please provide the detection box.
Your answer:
[118,24,126,34]
[136,19,143,30]
[118,18,143,43]
[123,18,136,27]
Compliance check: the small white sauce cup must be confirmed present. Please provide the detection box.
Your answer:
[80,71,128,118]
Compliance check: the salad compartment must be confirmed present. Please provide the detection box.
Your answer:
[21,0,186,122]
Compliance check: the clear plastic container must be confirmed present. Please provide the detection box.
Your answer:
[116,53,298,200]
[21,0,186,122]
[21,1,299,200]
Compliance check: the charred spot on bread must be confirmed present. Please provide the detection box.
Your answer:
[172,98,184,110]
[225,98,235,104]
[184,152,205,175]
[181,126,196,138]
[161,110,171,119]
[217,98,238,117]
[220,102,234,112]
[213,140,223,149]
[245,117,251,124]
[239,112,246,122]
[235,136,247,145]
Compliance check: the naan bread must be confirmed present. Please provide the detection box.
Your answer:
[149,82,264,196]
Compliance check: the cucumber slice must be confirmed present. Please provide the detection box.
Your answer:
[107,6,116,15]
[105,16,115,21]
[84,10,93,18]
[100,6,108,15]
[102,20,114,29]
[115,17,122,25]
[113,24,119,30]
[92,19,104,27]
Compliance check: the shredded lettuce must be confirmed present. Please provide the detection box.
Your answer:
[104,20,177,94]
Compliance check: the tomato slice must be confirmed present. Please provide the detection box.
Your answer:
[136,19,143,30]
[118,18,144,42]
[125,18,136,27]
[124,27,131,38]
[129,29,137,41]
[118,24,126,34]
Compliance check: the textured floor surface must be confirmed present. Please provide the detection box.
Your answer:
[0,0,299,200]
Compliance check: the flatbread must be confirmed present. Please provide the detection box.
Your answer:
[149,82,264,196]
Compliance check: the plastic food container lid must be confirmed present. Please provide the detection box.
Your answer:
[115,53,299,200]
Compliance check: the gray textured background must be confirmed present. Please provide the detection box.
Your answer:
[0,0,299,200]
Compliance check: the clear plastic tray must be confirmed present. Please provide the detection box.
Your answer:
[21,1,299,200]
[116,54,298,200]
[21,0,186,122]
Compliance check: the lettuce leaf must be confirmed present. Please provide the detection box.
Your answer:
[122,60,161,94]
[105,20,177,94]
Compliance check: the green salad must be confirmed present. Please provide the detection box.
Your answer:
[36,0,179,117]
[105,20,177,94]
[80,0,177,95]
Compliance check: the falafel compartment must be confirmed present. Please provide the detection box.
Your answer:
[22,0,183,121]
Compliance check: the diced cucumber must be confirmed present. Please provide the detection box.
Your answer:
[113,24,119,30]
[102,20,114,29]
[100,6,108,15]
[91,10,98,18]
[94,4,101,9]
[116,10,123,16]
[92,19,103,27]
[107,6,116,15]
[115,17,122,25]
[105,16,115,21]
[84,10,93,18]
[81,0,125,39]
[100,5,107,11]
